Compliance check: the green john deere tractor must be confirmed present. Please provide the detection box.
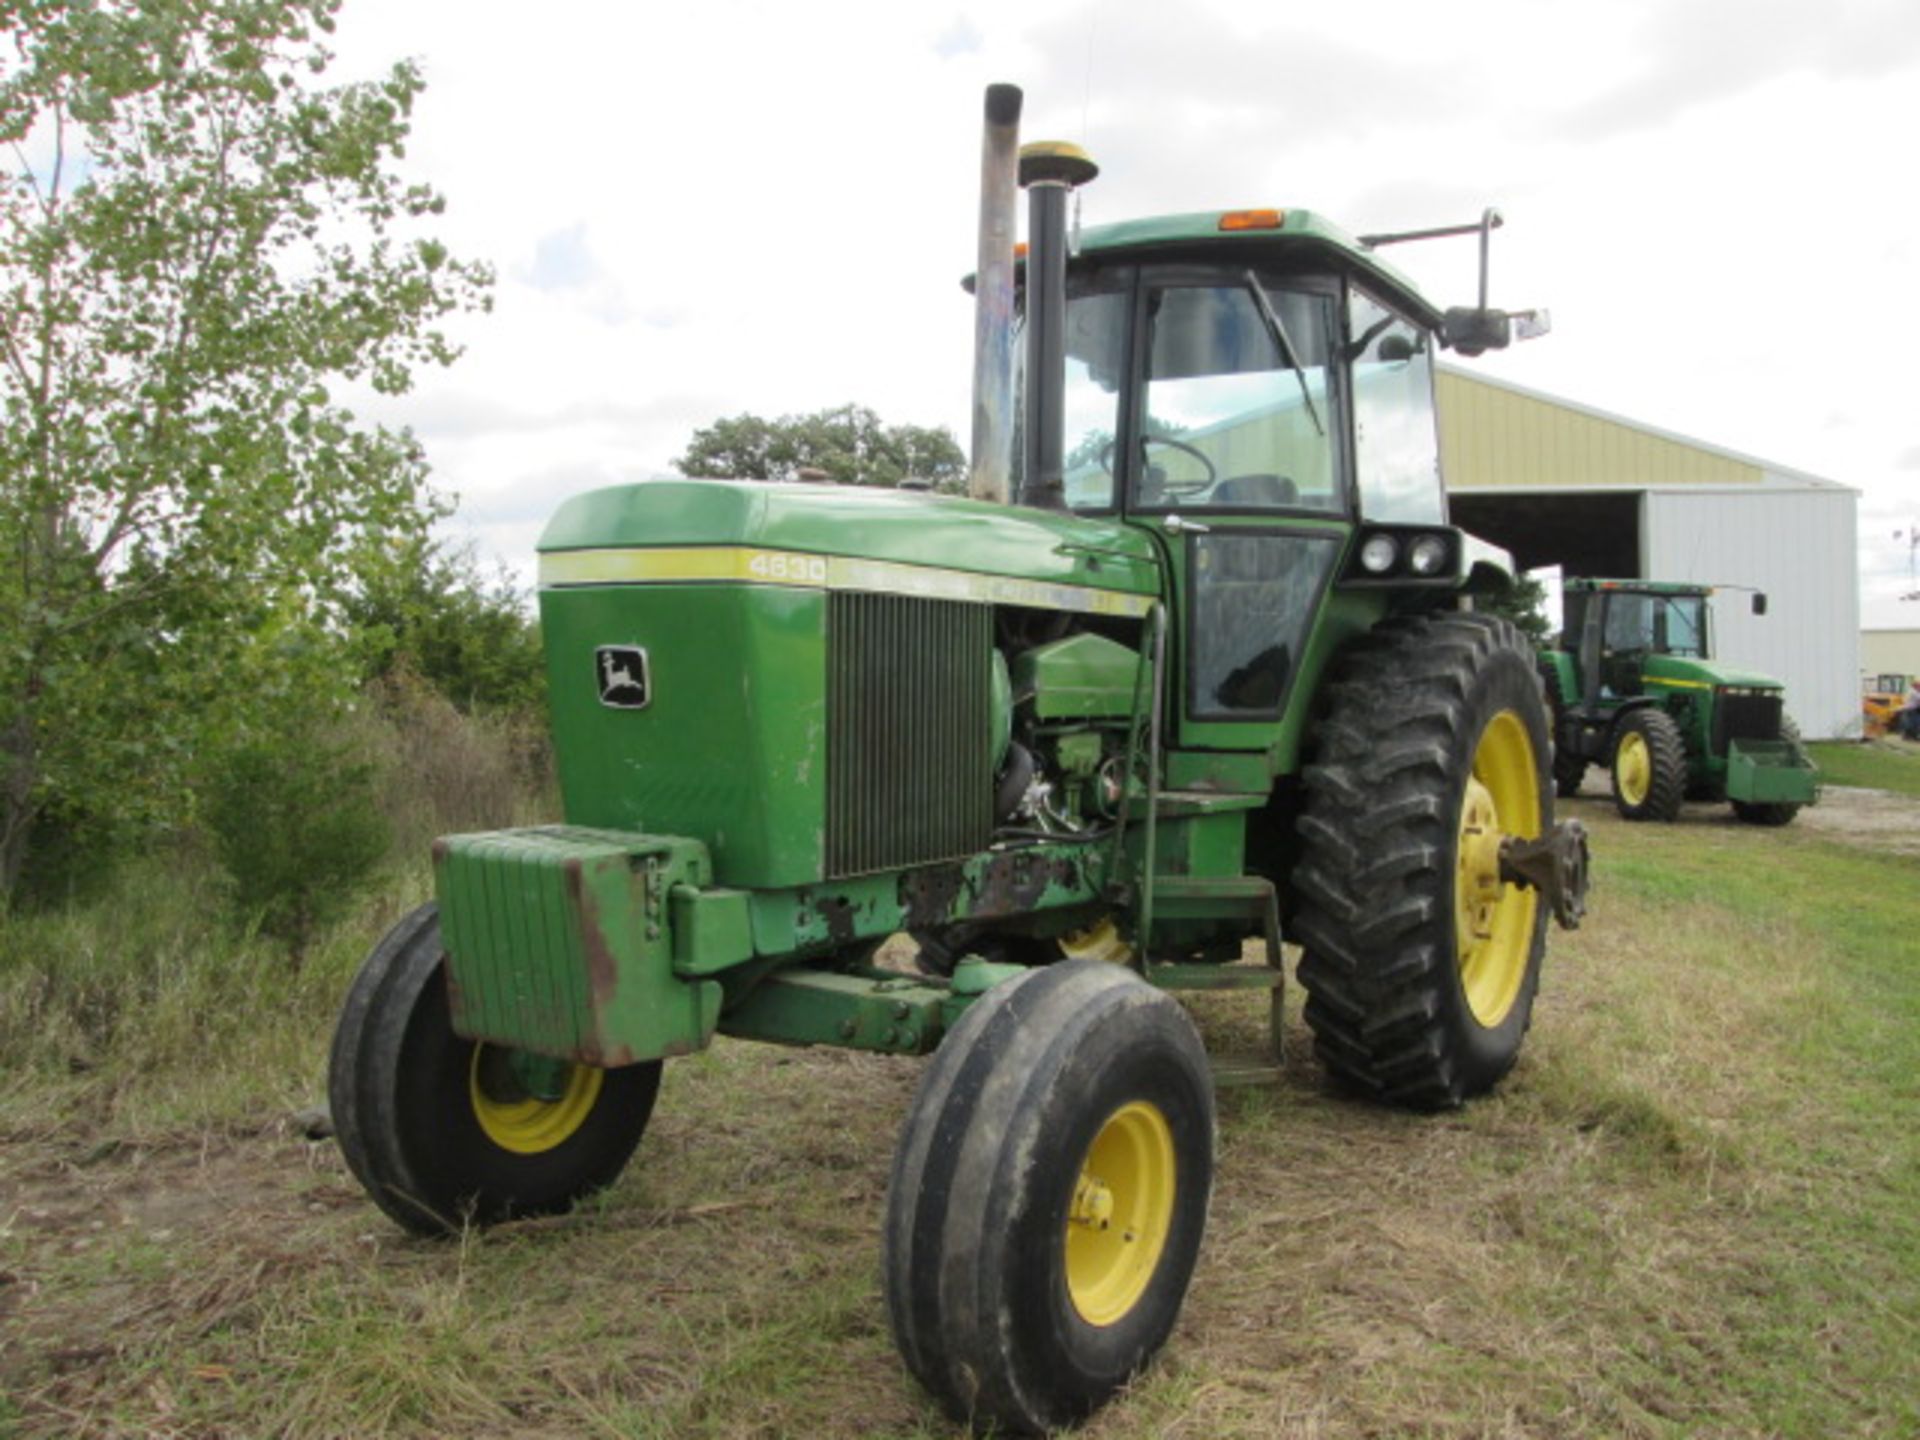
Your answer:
[329,85,1589,1434]
[1539,577,1820,824]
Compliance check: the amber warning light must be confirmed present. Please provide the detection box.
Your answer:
[1219,209,1284,231]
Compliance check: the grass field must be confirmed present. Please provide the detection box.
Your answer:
[1806,737,1920,798]
[3,787,1918,1438]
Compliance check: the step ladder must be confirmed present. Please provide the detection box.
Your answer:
[1139,874,1286,1087]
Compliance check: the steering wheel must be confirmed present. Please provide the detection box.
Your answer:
[1099,436,1218,498]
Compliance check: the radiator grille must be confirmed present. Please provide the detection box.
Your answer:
[827,592,993,878]
[1713,691,1784,751]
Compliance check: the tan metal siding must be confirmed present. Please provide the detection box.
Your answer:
[1438,371,1764,490]
[1861,630,1920,685]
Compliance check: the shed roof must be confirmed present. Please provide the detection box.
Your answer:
[1439,368,1852,495]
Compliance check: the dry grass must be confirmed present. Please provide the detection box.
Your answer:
[3,792,1918,1438]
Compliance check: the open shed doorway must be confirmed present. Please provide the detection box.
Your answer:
[1448,489,1642,578]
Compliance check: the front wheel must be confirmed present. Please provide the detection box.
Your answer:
[1292,614,1551,1109]
[1610,709,1686,822]
[884,962,1214,1434]
[1731,799,1800,826]
[328,904,661,1235]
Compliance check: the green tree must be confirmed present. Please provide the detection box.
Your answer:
[344,533,543,713]
[1483,571,1554,647]
[0,0,491,896]
[675,404,965,490]
[200,715,389,964]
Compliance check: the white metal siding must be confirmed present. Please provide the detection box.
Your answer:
[1643,489,1859,737]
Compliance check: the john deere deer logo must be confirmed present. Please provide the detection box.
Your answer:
[596,646,651,710]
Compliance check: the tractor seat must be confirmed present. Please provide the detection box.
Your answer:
[1210,473,1297,507]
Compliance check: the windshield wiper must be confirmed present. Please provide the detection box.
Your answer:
[1244,270,1325,438]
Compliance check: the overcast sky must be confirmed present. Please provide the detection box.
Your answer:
[329,0,1920,628]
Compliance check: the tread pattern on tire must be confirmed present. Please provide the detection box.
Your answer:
[1291,613,1549,1111]
[1611,707,1686,822]
[884,960,1214,1435]
[1540,662,1587,798]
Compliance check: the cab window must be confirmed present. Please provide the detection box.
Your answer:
[1134,280,1340,512]
[1349,288,1444,524]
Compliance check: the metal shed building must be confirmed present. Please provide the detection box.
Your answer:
[1437,369,1860,738]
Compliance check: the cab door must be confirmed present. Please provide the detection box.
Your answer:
[1122,267,1350,753]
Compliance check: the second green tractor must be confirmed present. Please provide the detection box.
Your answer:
[1539,577,1820,824]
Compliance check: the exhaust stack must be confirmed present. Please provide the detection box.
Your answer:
[968,84,1023,505]
[1017,140,1098,511]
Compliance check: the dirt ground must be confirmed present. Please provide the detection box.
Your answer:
[1796,783,1920,854]
[1562,773,1920,856]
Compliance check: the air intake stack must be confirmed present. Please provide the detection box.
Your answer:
[1017,139,1098,511]
[968,84,1023,505]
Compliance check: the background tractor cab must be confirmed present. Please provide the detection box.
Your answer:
[1541,578,1819,825]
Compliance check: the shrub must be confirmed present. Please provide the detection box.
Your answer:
[201,723,392,965]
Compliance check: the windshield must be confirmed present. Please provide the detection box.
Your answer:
[1604,592,1708,658]
[1135,281,1340,511]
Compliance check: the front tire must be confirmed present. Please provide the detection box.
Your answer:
[884,961,1214,1434]
[1610,709,1686,821]
[328,903,661,1235]
[1731,799,1800,826]
[1292,614,1551,1109]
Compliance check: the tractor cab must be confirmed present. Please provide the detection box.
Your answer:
[1541,578,1817,824]
[1009,209,1518,759]
[1563,580,1718,707]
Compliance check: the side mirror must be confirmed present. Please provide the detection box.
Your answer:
[1751,592,1768,616]
[1441,306,1512,356]
[1442,306,1553,356]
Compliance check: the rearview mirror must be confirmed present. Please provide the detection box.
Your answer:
[1752,593,1768,616]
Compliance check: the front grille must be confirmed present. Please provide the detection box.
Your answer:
[1713,690,1783,752]
[826,592,993,878]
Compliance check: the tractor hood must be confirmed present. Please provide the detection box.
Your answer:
[1642,656,1782,692]
[538,478,1162,611]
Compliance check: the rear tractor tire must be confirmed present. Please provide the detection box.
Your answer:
[1542,666,1587,798]
[1553,749,1588,799]
[884,961,1214,1434]
[328,903,661,1235]
[1610,709,1686,822]
[1292,614,1551,1109]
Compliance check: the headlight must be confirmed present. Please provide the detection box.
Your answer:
[1407,535,1449,576]
[1359,534,1398,573]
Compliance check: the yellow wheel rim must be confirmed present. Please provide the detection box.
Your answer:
[1064,1101,1176,1327]
[1454,709,1541,1029]
[1058,917,1133,965]
[1615,731,1651,807]
[469,1046,603,1155]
